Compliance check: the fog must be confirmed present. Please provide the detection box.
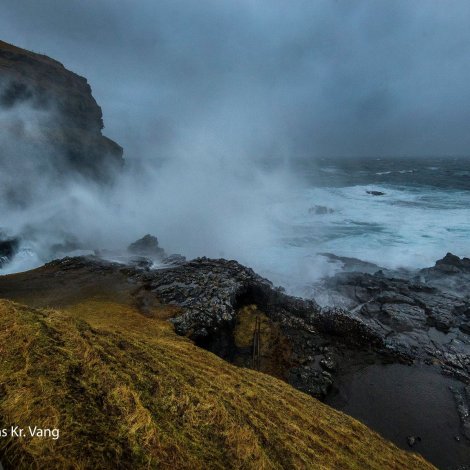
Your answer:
[0,86,299,274]
[3,0,470,158]
[1,1,470,286]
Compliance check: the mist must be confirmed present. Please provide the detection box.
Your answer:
[0,84,302,282]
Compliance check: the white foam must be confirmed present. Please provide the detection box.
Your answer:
[249,184,470,294]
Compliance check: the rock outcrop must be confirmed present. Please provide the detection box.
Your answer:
[0,40,123,181]
[315,252,470,384]
[127,234,166,259]
[0,253,467,468]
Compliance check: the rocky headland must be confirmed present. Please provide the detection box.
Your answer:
[0,248,468,468]
[0,40,123,182]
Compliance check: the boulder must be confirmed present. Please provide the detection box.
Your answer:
[127,234,166,259]
[309,205,334,215]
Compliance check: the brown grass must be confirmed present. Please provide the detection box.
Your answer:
[0,298,435,469]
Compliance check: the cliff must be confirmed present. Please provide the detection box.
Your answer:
[0,40,123,180]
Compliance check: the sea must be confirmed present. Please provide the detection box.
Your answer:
[253,156,470,295]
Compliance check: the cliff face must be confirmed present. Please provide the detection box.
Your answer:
[0,40,123,180]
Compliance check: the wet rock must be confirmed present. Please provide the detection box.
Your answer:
[407,436,421,447]
[366,190,385,196]
[319,264,470,382]
[419,253,470,296]
[162,254,187,266]
[451,385,470,440]
[309,205,334,215]
[290,366,333,398]
[319,252,381,274]
[128,234,166,259]
[459,323,470,335]
[320,355,337,372]
[435,253,470,273]
[128,256,154,270]
[0,236,19,268]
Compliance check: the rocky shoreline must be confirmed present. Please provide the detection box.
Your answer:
[0,247,469,468]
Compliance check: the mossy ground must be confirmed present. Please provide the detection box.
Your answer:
[0,295,435,469]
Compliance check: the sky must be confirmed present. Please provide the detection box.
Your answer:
[2,0,470,160]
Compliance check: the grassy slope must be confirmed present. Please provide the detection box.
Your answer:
[0,295,434,469]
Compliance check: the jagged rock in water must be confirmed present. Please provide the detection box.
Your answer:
[0,236,19,268]
[319,252,381,274]
[127,234,166,259]
[419,253,470,295]
[309,205,334,215]
[434,252,470,274]
[406,436,421,448]
[0,39,123,185]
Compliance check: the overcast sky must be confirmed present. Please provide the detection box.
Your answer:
[2,0,470,159]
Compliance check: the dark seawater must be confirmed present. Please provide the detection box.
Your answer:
[298,156,470,190]
[326,363,468,470]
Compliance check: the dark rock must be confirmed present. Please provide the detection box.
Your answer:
[319,268,470,383]
[128,256,154,270]
[366,190,385,196]
[418,253,470,296]
[127,235,166,259]
[320,355,337,372]
[309,205,334,215]
[407,436,421,447]
[319,252,381,274]
[162,254,187,266]
[435,253,470,273]
[0,236,19,268]
[35,256,399,401]
[451,386,470,440]
[459,324,470,335]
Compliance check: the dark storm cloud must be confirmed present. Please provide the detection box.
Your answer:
[2,0,470,158]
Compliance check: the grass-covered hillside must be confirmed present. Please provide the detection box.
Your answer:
[0,290,435,469]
